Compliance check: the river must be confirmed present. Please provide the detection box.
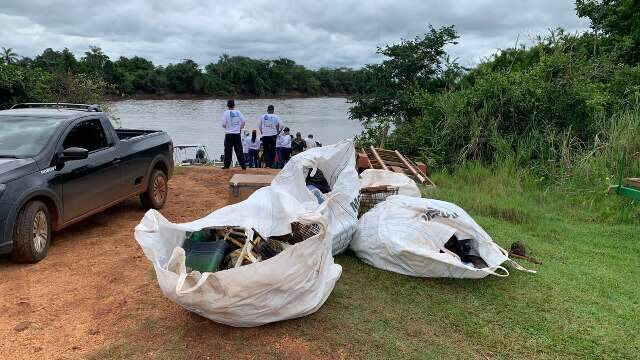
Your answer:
[108,97,360,159]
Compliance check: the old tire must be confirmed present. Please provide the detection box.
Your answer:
[141,169,168,210]
[12,201,51,263]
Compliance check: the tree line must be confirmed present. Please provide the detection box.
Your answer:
[0,46,367,102]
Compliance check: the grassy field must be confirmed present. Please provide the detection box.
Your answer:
[90,166,639,359]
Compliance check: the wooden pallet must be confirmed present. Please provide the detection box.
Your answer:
[359,147,435,186]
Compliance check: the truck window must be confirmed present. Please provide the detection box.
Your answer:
[63,119,109,152]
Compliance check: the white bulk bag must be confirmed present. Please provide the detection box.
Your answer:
[272,140,360,255]
[135,188,341,327]
[351,195,533,279]
[360,169,421,197]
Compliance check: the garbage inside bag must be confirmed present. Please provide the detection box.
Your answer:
[360,169,422,198]
[351,195,534,279]
[183,238,228,273]
[179,223,316,274]
[306,168,332,193]
[307,185,326,204]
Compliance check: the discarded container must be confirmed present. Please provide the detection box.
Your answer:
[228,174,276,204]
[358,185,399,217]
[183,239,228,273]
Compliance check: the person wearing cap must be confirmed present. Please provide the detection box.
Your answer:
[258,105,283,168]
[221,99,246,169]
[277,127,293,167]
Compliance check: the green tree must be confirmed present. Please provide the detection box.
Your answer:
[1,47,19,65]
[576,0,640,63]
[80,46,111,79]
[33,48,78,73]
[164,59,202,93]
[349,25,459,146]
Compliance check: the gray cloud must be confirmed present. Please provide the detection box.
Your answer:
[0,0,589,68]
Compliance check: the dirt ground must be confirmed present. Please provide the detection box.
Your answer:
[0,167,329,360]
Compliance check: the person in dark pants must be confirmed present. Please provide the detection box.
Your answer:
[221,99,246,169]
[258,105,283,168]
[278,127,293,167]
[248,129,261,168]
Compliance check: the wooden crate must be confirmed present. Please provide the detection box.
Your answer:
[228,174,276,204]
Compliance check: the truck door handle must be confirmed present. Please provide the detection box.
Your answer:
[112,158,121,165]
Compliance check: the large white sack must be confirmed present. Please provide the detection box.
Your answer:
[272,140,360,255]
[351,195,532,279]
[135,189,341,327]
[360,169,421,197]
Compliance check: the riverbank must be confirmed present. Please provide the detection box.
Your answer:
[105,92,351,102]
[2,166,636,359]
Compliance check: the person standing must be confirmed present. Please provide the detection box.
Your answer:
[258,105,283,168]
[241,129,250,165]
[304,134,318,150]
[248,129,261,168]
[278,127,293,167]
[221,99,246,169]
[291,132,306,156]
[275,131,283,168]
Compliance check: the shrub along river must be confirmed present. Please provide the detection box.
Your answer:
[108,97,361,159]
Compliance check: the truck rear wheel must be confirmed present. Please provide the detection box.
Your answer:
[12,201,51,263]
[141,169,168,210]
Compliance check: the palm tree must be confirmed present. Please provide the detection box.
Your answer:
[2,47,19,65]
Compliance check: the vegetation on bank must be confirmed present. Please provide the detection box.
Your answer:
[350,1,640,220]
[0,45,366,101]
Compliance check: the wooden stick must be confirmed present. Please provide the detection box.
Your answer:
[370,146,389,170]
[395,150,426,184]
[509,252,543,265]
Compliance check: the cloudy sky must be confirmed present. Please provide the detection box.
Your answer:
[0,0,589,69]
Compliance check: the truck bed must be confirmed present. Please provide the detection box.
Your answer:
[115,128,162,141]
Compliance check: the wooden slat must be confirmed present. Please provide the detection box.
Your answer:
[406,157,436,187]
[395,150,427,183]
[369,146,389,171]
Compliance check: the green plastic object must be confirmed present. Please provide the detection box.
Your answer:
[186,229,215,242]
[183,239,228,273]
[608,150,640,201]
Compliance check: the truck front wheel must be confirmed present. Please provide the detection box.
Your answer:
[141,169,168,210]
[12,201,51,263]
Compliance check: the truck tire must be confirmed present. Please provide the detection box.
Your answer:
[141,169,168,210]
[12,201,51,263]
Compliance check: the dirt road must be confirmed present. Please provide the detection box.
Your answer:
[0,167,327,359]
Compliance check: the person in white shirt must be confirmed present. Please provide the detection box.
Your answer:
[248,129,261,168]
[305,134,318,150]
[258,105,283,168]
[241,129,250,164]
[277,127,293,167]
[221,99,246,169]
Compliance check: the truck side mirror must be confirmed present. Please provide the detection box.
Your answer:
[62,147,89,161]
[56,147,89,170]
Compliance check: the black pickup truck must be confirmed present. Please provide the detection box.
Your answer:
[0,103,173,262]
